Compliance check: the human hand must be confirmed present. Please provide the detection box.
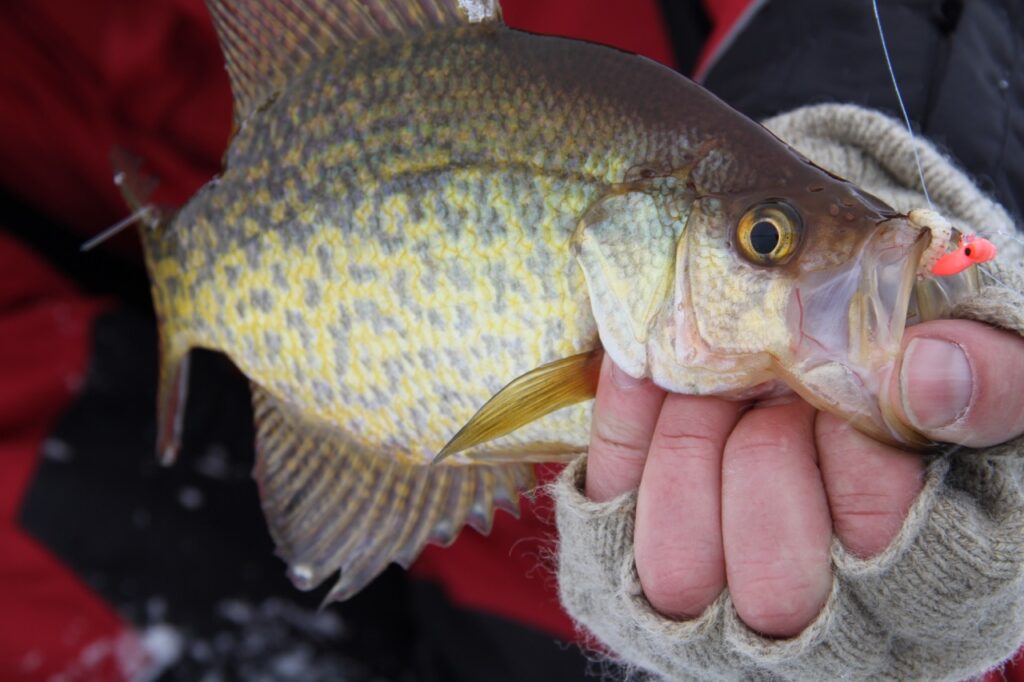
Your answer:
[585,319,1024,637]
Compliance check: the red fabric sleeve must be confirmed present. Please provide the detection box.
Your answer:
[0,233,149,681]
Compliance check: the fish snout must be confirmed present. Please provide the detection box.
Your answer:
[779,217,935,448]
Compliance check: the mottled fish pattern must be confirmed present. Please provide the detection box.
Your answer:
[146,24,733,464]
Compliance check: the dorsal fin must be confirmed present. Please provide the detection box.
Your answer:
[206,0,503,123]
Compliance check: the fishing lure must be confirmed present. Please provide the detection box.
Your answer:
[931,233,999,277]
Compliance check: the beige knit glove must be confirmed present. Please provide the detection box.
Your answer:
[554,104,1024,682]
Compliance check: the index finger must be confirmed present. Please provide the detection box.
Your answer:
[585,355,666,502]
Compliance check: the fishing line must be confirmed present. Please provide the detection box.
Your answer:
[80,205,153,252]
[874,1,1019,288]
[872,0,934,209]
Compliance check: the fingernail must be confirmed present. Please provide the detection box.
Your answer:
[900,338,973,430]
[610,361,646,390]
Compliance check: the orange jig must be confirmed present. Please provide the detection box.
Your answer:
[931,233,998,277]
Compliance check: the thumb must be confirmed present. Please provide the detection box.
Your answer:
[895,319,1024,447]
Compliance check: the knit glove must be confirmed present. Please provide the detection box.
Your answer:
[554,104,1024,682]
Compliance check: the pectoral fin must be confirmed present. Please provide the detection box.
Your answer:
[434,349,603,462]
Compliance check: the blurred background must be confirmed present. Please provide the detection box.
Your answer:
[2,0,1021,680]
[0,1,679,679]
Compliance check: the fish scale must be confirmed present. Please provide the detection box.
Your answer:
[147,24,708,464]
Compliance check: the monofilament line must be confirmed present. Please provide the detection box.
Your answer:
[872,0,933,209]
[80,205,153,252]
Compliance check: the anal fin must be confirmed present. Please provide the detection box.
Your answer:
[251,385,534,602]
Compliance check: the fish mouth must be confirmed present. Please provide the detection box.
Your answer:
[778,218,972,449]
[906,253,982,326]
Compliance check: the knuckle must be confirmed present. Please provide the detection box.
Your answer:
[591,416,650,460]
[731,570,829,636]
[827,490,890,517]
[640,557,724,618]
[733,439,793,461]
[653,423,720,462]
[721,441,789,476]
[830,493,905,557]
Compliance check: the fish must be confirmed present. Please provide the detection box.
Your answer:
[123,0,980,602]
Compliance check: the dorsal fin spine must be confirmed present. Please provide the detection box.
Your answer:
[205,0,503,124]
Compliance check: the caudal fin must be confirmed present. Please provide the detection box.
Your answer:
[250,385,535,602]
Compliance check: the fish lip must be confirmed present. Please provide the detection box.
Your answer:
[855,220,933,446]
[853,218,930,366]
[781,217,935,449]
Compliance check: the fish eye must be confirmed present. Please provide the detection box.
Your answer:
[736,201,803,265]
[749,220,779,254]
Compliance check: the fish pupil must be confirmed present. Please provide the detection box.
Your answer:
[750,221,780,254]
[964,247,972,257]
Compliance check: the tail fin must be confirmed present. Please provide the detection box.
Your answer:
[110,150,191,465]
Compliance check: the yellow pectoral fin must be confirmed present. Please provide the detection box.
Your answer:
[434,349,603,462]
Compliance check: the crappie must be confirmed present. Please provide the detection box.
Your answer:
[128,0,973,601]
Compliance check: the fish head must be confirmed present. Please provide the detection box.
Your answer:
[576,161,949,449]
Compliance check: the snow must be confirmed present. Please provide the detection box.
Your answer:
[41,437,74,462]
[459,0,500,22]
[194,443,230,479]
[177,485,205,510]
[48,595,361,680]
[141,624,185,675]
